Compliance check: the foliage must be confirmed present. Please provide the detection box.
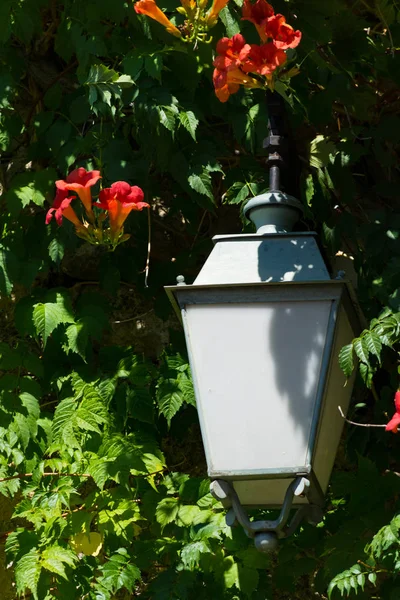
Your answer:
[0,0,400,598]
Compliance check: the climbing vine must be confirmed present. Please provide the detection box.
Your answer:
[0,0,400,598]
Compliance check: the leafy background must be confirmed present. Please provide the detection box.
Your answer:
[0,0,400,598]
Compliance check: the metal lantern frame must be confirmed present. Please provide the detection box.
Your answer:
[166,259,361,551]
[164,92,362,552]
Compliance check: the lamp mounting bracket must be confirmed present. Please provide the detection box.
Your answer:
[210,477,323,553]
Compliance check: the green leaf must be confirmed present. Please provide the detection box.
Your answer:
[85,64,120,85]
[157,106,176,133]
[156,379,184,426]
[144,54,163,81]
[180,541,211,569]
[33,292,75,346]
[339,343,354,377]
[364,331,382,362]
[126,387,154,424]
[188,170,214,201]
[309,135,338,168]
[219,6,241,36]
[368,572,377,585]
[179,111,198,141]
[88,457,115,489]
[353,336,370,365]
[99,549,141,594]
[0,245,17,295]
[156,497,179,529]
[222,556,239,589]
[48,238,65,265]
[359,362,373,388]
[304,173,314,206]
[15,548,41,600]
[41,545,77,579]
[51,398,76,445]
[64,322,88,361]
[7,168,57,213]
[237,565,259,597]
[357,573,365,590]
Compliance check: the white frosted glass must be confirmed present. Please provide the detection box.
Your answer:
[185,301,332,475]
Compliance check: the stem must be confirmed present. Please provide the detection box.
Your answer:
[0,472,91,483]
[144,207,151,288]
[338,406,387,428]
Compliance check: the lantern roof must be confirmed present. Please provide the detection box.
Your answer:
[194,232,330,286]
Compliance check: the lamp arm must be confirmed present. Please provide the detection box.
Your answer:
[210,477,323,553]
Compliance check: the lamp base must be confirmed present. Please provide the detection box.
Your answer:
[210,477,323,553]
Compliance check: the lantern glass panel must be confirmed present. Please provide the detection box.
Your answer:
[184,300,332,477]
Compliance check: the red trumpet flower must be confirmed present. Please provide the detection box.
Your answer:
[56,167,101,221]
[386,391,400,433]
[45,189,82,229]
[96,181,148,240]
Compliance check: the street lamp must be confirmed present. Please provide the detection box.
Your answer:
[165,94,361,552]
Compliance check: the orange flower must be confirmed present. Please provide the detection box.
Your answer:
[46,189,82,229]
[241,42,287,76]
[180,0,196,12]
[263,14,301,48]
[207,0,230,25]
[56,167,101,221]
[242,0,274,40]
[213,67,261,102]
[386,391,400,433]
[213,34,251,71]
[97,181,149,240]
[134,0,181,37]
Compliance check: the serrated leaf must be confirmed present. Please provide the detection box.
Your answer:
[126,387,154,424]
[219,6,241,36]
[33,292,75,346]
[88,457,115,490]
[7,168,57,213]
[15,548,41,599]
[99,550,141,594]
[85,64,119,85]
[353,336,370,365]
[65,322,88,361]
[226,182,250,205]
[156,379,184,426]
[339,343,354,377]
[12,414,31,450]
[310,135,338,168]
[180,541,211,569]
[48,238,65,264]
[179,111,198,141]
[157,106,176,132]
[156,497,179,529]
[178,371,196,407]
[0,245,17,295]
[188,171,214,200]
[41,544,77,579]
[364,331,382,362]
[144,54,163,81]
[51,398,76,445]
[359,362,373,388]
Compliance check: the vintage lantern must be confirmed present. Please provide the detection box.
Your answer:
[165,95,361,552]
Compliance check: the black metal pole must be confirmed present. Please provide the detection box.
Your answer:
[264,90,286,193]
